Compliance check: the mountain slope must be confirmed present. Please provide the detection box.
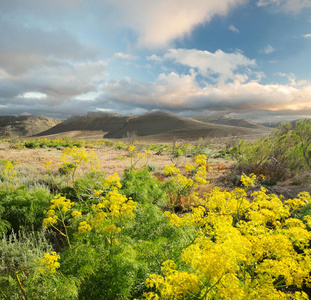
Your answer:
[0,115,61,138]
[36,112,131,136]
[27,110,272,141]
[193,113,267,129]
[104,110,270,140]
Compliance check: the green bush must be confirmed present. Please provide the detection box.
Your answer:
[0,185,51,232]
[121,168,168,206]
[0,229,79,300]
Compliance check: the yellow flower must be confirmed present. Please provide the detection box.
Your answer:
[105,224,121,234]
[46,209,55,216]
[71,210,82,218]
[163,164,180,176]
[78,221,92,233]
[195,154,207,166]
[39,252,60,274]
[43,215,58,228]
[241,173,256,188]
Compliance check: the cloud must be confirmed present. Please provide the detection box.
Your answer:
[0,0,248,49]
[107,0,247,48]
[257,0,311,13]
[260,45,275,54]
[275,72,308,86]
[101,70,311,119]
[303,33,311,38]
[0,60,108,116]
[0,21,101,76]
[228,24,240,33]
[146,55,163,62]
[0,14,108,116]
[114,52,138,60]
[163,48,256,83]
[104,72,200,109]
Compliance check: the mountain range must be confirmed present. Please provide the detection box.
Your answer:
[0,111,272,141]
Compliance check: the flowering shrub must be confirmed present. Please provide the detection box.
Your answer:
[0,160,18,186]
[43,194,76,247]
[59,146,101,181]
[118,142,153,169]
[163,154,209,211]
[90,173,137,242]
[143,176,311,299]
[4,138,311,299]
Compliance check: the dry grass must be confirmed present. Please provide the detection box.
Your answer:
[2,141,311,200]
[0,142,233,193]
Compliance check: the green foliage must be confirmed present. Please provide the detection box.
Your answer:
[230,120,311,183]
[75,245,140,300]
[213,149,230,159]
[121,168,168,206]
[59,162,76,176]
[24,140,39,149]
[0,205,10,236]
[0,229,78,300]
[0,185,51,232]
[0,229,53,276]
[9,138,88,150]
[295,203,311,220]
[65,171,107,202]
[293,119,311,169]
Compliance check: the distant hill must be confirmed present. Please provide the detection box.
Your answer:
[193,113,267,129]
[124,111,269,141]
[259,118,311,128]
[36,112,131,137]
[12,110,272,141]
[0,115,62,138]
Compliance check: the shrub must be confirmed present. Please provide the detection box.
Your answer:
[121,168,168,206]
[0,185,51,232]
[142,178,311,299]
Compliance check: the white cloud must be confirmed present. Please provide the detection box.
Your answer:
[303,33,311,38]
[257,0,311,13]
[105,72,199,109]
[162,48,256,83]
[114,52,138,60]
[22,92,47,99]
[103,71,311,116]
[146,55,163,62]
[260,45,275,54]
[275,72,308,86]
[228,24,239,33]
[107,0,247,48]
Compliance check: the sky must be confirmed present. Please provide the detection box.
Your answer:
[0,0,311,122]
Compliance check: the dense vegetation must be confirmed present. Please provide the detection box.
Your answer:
[1,121,311,299]
[231,119,311,184]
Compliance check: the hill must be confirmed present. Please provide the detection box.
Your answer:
[193,113,267,129]
[12,110,272,141]
[0,115,62,138]
[259,118,311,128]
[35,112,131,138]
[119,111,269,142]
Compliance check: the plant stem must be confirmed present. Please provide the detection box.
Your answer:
[15,271,28,300]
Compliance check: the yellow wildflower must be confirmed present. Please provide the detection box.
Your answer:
[39,252,60,274]
[71,210,82,218]
[78,221,92,233]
